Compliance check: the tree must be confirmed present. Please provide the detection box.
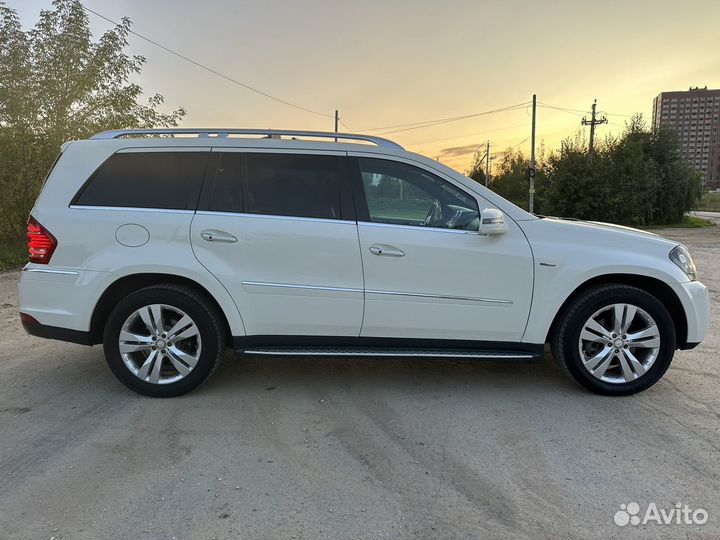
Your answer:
[520,115,702,225]
[467,147,487,185]
[487,149,548,212]
[0,0,185,238]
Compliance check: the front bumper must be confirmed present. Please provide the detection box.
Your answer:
[673,280,710,347]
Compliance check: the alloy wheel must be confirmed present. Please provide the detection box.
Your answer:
[118,303,202,385]
[578,303,661,384]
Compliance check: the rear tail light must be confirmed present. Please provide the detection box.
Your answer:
[27,217,57,264]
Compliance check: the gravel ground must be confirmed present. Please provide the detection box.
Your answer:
[0,222,718,540]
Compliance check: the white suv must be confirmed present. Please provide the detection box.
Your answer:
[19,128,710,397]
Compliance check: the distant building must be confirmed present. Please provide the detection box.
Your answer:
[652,86,720,190]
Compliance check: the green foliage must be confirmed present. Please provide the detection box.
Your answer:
[0,238,26,270]
[697,191,720,211]
[0,0,185,239]
[467,151,487,185]
[485,115,703,226]
[483,150,547,212]
[642,215,715,229]
[366,199,429,221]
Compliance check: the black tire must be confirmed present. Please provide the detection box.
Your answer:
[103,284,225,397]
[552,284,676,396]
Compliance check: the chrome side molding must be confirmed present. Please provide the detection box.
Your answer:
[23,267,79,276]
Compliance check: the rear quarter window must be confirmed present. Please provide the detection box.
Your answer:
[73,152,209,210]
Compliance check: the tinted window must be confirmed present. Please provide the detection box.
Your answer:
[358,158,479,230]
[242,153,342,219]
[205,152,244,213]
[74,152,208,209]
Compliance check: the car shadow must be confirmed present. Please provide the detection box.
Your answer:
[197,348,582,397]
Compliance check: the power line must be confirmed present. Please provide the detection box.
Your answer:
[80,4,332,118]
[539,101,635,119]
[542,103,587,114]
[372,103,530,134]
[411,122,530,147]
[358,102,531,134]
[511,136,530,151]
[537,102,585,117]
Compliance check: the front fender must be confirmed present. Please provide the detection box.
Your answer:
[518,218,687,344]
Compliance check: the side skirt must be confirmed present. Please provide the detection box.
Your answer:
[233,335,544,361]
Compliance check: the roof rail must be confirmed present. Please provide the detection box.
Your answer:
[89,128,404,150]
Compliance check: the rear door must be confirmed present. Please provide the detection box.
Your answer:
[190,149,364,337]
[350,155,534,342]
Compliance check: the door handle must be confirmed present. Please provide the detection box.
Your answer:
[369,245,405,257]
[200,230,237,243]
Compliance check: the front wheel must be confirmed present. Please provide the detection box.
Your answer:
[552,284,676,395]
[103,285,225,397]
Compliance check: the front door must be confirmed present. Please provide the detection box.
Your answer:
[351,155,534,343]
[191,150,364,337]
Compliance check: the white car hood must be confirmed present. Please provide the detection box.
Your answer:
[537,216,677,246]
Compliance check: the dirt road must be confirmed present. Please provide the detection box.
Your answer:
[1,223,718,539]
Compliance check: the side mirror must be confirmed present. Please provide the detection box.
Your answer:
[479,208,506,236]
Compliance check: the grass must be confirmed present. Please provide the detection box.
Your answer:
[696,191,720,212]
[643,215,716,229]
[0,239,26,270]
[369,199,430,222]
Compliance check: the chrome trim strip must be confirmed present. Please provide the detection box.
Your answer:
[240,281,511,305]
[23,268,79,276]
[359,221,480,235]
[195,211,354,225]
[241,281,363,294]
[69,205,194,214]
[244,350,532,359]
[365,289,512,305]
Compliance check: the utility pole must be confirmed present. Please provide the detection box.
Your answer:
[581,99,607,153]
[529,94,537,214]
[334,109,339,141]
[485,140,490,187]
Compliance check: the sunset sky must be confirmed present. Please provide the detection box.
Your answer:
[13,0,720,172]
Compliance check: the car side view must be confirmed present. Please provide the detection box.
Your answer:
[19,128,710,397]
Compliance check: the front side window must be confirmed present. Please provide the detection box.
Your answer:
[358,158,479,230]
[74,152,208,210]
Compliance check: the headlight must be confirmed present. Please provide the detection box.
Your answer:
[669,245,697,281]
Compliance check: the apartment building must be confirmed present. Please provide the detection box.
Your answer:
[652,86,720,189]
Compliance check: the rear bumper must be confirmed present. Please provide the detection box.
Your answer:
[18,265,115,333]
[21,318,92,345]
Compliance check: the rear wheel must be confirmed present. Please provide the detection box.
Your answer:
[103,285,225,397]
[553,284,676,395]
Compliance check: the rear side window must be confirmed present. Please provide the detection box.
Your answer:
[205,153,344,220]
[205,152,244,213]
[73,152,208,210]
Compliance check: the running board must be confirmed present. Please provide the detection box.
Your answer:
[240,347,539,360]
